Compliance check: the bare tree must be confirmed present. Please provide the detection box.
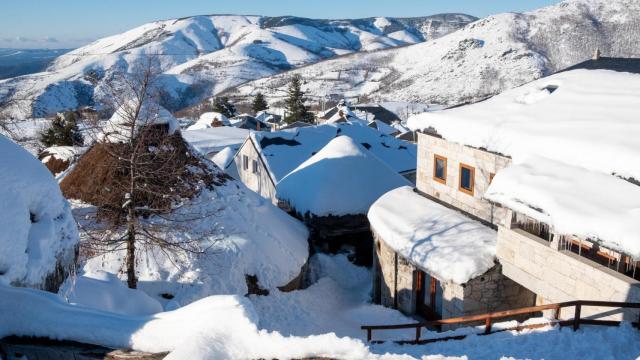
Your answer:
[0,85,36,139]
[63,56,226,288]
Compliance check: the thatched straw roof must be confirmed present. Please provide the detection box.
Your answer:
[60,128,227,223]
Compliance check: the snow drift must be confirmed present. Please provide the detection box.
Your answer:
[0,134,79,290]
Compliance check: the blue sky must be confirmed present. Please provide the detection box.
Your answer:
[1,0,561,49]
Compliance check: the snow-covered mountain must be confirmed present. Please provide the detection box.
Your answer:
[223,0,640,107]
[0,14,475,118]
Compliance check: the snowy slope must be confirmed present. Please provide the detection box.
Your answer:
[75,174,309,307]
[0,14,474,118]
[225,0,640,106]
[3,282,640,359]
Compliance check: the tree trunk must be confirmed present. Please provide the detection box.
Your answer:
[126,223,137,289]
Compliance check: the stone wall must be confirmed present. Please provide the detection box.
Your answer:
[233,139,277,203]
[496,223,640,321]
[416,132,511,227]
[373,230,536,321]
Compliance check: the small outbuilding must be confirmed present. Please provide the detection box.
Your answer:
[277,136,409,265]
[368,186,535,322]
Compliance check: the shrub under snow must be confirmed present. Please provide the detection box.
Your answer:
[0,134,79,291]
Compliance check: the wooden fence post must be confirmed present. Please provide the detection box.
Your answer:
[415,326,421,343]
[484,317,492,334]
[553,305,561,321]
[573,304,582,331]
[367,328,372,342]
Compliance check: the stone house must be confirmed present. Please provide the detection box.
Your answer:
[367,131,536,322]
[485,159,640,321]
[404,66,640,322]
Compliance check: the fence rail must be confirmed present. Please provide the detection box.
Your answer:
[361,300,640,344]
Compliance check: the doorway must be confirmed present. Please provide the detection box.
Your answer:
[415,270,443,320]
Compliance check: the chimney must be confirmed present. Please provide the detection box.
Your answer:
[592,48,601,60]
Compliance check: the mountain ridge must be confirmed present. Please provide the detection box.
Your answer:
[0,13,476,118]
[220,0,640,108]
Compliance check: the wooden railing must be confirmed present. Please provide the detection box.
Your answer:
[361,300,640,344]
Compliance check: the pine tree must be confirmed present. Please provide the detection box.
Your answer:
[251,92,269,114]
[40,111,83,147]
[213,97,237,118]
[284,75,314,124]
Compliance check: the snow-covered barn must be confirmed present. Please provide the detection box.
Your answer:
[405,66,640,322]
[277,136,409,264]
[228,122,417,206]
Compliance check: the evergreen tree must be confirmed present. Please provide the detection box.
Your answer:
[40,111,83,147]
[251,92,269,114]
[284,75,314,124]
[213,97,237,118]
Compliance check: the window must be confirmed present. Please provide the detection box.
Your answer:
[433,154,447,184]
[458,163,475,195]
[242,155,249,171]
[252,159,259,174]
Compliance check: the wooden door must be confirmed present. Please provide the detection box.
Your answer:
[415,270,442,320]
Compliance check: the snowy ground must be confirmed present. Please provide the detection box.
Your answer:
[3,252,640,359]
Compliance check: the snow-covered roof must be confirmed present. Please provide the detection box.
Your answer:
[104,101,179,141]
[485,156,640,258]
[368,186,496,284]
[250,122,417,183]
[39,146,77,163]
[368,120,399,136]
[186,112,231,130]
[0,135,79,287]
[182,126,250,155]
[407,69,640,180]
[277,136,409,216]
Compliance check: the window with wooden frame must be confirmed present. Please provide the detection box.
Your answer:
[433,154,447,184]
[252,159,259,174]
[242,155,249,171]
[458,163,475,195]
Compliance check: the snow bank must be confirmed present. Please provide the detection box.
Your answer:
[407,70,640,180]
[181,126,249,156]
[187,112,231,130]
[81,178,309,306]
[368,186,496,284]
[252,122,416,183]
[251,254,417,342]
[59,270,163,316]
[0,135,78,289]
[485,156,640,257]
[277,136,409,216]
[0,284,371,360]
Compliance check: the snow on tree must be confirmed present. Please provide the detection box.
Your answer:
[213,97,237,118]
